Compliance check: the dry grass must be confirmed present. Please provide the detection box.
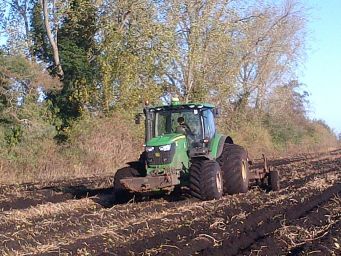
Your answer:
[0,114,143,184]
[0,197,98,225]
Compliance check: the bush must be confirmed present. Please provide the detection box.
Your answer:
[0,112,143,184]
[218,109,338,158]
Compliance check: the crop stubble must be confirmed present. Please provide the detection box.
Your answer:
[0,149,340,255]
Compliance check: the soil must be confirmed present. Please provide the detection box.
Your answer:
[0,149,340,256]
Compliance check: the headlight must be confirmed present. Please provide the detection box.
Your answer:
[145,146,154,152]
[159,144,171,151]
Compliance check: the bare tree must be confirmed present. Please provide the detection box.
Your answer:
[1,0,34,57]
[233,0,306,110]
[41,0,64,78]
[160,0,238,103]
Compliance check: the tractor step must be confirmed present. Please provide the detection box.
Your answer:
[120,174,180,193]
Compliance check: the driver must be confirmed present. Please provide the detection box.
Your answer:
[176,117,193,136]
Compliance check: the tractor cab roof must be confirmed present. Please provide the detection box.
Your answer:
[149,102,215,112]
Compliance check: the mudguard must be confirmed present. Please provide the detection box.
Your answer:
[216,136,234,158]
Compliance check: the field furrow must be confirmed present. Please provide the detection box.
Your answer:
[0,149,340,255]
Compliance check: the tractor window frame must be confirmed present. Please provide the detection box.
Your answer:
[202,108,216,139]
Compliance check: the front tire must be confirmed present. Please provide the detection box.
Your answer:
[113,166,139,204]
[218,144,249,194]
[189,159,223,200]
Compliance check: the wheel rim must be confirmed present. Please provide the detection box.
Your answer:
[241,161,247,181]
[216,171,223,194]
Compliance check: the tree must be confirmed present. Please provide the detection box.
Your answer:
[267,80,309,125]
[0,0,34,57]
[232,0,306,110]
[158,0,238,103]
[3,0,308,127]
[97,0,169,112]
[51,0,99,122]
[41,0,64,78]
[30,0,99,130]
[0,53,60,125]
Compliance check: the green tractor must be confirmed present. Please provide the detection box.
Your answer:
[113,98,279,203]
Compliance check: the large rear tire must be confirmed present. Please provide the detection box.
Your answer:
[218,144,249,194]
[189,159,223,200]
[113,167,139,204]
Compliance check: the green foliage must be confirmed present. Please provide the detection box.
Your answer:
[30,0,98,135]
[263,116,297,150]
[4,125,23,147]
[96,0,179,113]
[59,40,93,81]
[0,52,60,158]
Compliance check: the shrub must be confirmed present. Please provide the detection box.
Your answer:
[0,112,143,184]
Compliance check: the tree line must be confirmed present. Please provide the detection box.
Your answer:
[0,0,338,149]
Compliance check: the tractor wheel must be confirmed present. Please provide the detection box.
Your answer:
[125,152,147,176]
[189,159,223,200]
[113,166,140,204]
[269,170,280,191]
[218,144,249,194]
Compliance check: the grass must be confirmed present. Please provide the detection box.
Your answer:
[0,114,143,184]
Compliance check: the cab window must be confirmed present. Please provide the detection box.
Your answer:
[202,109,215,139]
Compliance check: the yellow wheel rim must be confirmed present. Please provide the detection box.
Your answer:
[216,171,223,194]
[241,161,247,181]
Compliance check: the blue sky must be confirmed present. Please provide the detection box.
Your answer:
[302,0,341,134]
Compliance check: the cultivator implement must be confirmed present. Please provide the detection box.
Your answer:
[249,154,280,191]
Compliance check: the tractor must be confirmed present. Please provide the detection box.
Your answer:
[113,98,279,203]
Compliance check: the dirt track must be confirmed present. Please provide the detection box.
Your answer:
[0,149,340,255]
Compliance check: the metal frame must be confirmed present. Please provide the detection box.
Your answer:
[120,174,180,193]
[249,154,271,181]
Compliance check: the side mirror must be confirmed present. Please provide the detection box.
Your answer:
[213,107,221,117]
[135,114,141,124]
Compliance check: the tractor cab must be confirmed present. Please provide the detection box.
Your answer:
[143,99,218,158]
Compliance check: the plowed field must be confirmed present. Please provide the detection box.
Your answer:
[1,149,340,255]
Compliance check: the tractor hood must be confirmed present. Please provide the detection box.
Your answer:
[146,133,186,147]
